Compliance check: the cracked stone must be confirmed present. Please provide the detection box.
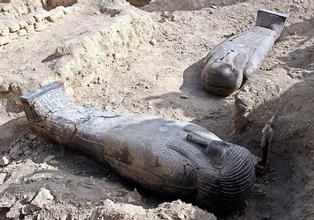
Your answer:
[0,156,10,166]
[31,187,54,208]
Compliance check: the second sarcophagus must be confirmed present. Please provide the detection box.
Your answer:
[201,9,288,96]
[21,81,256,212]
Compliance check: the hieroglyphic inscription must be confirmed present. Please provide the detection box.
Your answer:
[33,88,70,117]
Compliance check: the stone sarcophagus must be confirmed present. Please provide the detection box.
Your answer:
[201,9,288,96]
[20,81,256,212]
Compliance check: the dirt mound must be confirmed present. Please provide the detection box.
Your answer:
[91,200,216,220]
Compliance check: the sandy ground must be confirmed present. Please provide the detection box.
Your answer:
[0,0,313,219]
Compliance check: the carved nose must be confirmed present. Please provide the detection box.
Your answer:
[201,61,243,97]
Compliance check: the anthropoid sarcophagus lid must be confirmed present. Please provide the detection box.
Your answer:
[201,9,288,96]
[21,81,257,213]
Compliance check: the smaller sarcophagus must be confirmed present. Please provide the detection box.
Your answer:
[201,9,288,96]
[21,81,256,212]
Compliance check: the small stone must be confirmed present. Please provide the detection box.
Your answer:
[0,173,7,184]
[44,155,55,163]
[27,134,37,140]
[149,38,157,46]
[180,94,188,99]
[31,187,54,208]
[49,160,60,165]
[60,213,71,220]
[9,23,20,33]
[33,10,49,22]
[0,36,10,45]
[104,199,114,207]
[127,197,135,203]
[161,11,171,18]
[2,4,12,12]
[21,204,37,215]
[242,87,248,92]
[25,25,34,34]
[19,20,28,29]
[170,14,176,22]
[34,22,45,32]
[47,6,65,22]
[40,163,49,169]
[10,145,20,155]
[18,29,27,36]
[23,194,34,203]
[178,213,185,219]
[26,16,36,25]
[0,156,10,166]
[54,46,71,57]
[176,200,183,204]
[6,201,23,219]
[63,7,73,15]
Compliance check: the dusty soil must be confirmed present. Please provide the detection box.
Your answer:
[0,0,313,219]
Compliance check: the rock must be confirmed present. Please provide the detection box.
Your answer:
[180,94,188,99]
[170,14,176,22]
[26,16,36,25]
[34,22,45,32]
[19,20,28,29]
[49,160,60,165]
[33,10,49,22]
[63,7,73,15]
[54,46,71,57]
[6,201,23,219]
[161,11,171,19]
[149,38,156,46]
[103,199,114,207]
[18,29,28,36]
[60,213,71,220]
[39,163,49,169]
[23,194,35,203]
[21,204,37,215]
[127,196,135,203]
[2,4,12,12]
[47,6,65,22]
[0,36,10,46]
[178,213,185,219]
[27,134,37,140]
[0,172,7,184]
[9,145,21,159]
[8,23,20,33]
[44,155,55,163]
[293,0,304,3]
[31,187,54,208]
[0,156,10,166]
